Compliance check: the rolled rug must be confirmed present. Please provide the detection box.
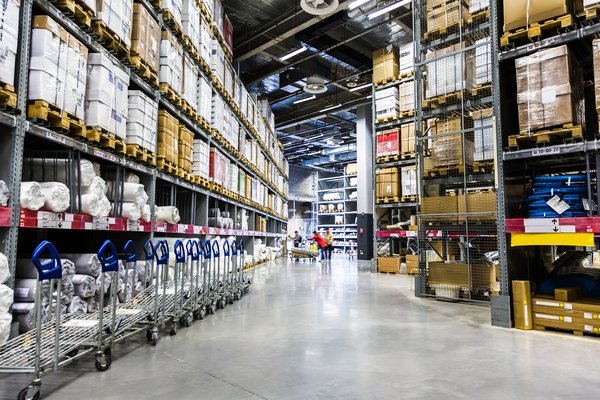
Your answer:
[106,182,148,207]
[72,274,97,298]
[81,176,107,198]
[12,302,47,333]
[39,182,70,212]
[22,158,98,187]
[141,204,151,223]
[155,206,180,224]
[62,253,102,278]
[120,202,141,221]
[77,194,111,217]
[86,296,99,313]
[67,296,88,315]
[95,273,112,296]
[20,182,45,211]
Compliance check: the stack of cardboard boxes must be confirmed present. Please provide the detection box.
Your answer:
[182,0,201,54]
[426,0,468,34]
[429,116,474,170]
[373,45,399,83]
[0,0,19,90]
[375,87,399,120]
[158,110,179,166]
[178,125,193,175]
[127,90,158,155]
[503,1,580,32]
[182,55,199,110]
[376,168,400,198]
[94,0,133,48]
[131,4,160,75]
[160,30,183,96]
[192,139,209,180]
[209,147,226,186]
[376,129,400,158]
[426,43,475,99]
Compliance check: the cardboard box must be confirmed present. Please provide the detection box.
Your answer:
[160,29,183,95]
[426,43,474,98]
[512,280,533,330]
[400,122,415,154]
[377,129,400,157]
[378,257,401,273]
[472,108,494,162]
[376,167,400,198]
[555,287,582,302]
[428,262,498,289]
[421,195,458,219]
[405,254,419,274]
[431,135,474,168]
[401,166,417,197]
[457,191,497,219]
[373,45,399,83]
[398,81,414,113]
[131,3,160,73]
[427,0,468,33]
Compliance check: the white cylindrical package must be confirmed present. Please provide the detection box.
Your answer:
[72,274,97,298]
[68,254,101,278]
[67,296,88,315]
[106,182,148,207]
[81,176,107,197]
[120,202,141,221]
[22,158,98,187]
[155,206,180,224]
[20,182,45,211]
[78,194,111,217]
[95,273,112,295]
[86,296,99,313]
[0,180,9,206]
[12,302,46,333]
[0,252,9,284]
[0,284,13,313]
[103,171,140,184]
[39,182,70,212]
[0,312,11,345]
[141,204,151,222]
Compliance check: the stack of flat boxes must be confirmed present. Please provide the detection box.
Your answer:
[375,87,399,120]
[426,0,468,34]
[0,0,19,89]
[159,0,183,30]
[199,17,212,66]
[211,92,224,133]
[238,169,246,198]
[426,42,474,99]
[229,164,238,194]
[127,90,158,154]
[182,0,201,54]
[475,37,492,88]
[160,30,183,96]
[401,165,417,197]
[530,291,600,335]
[373,46,399,83]
[178,125,193,174]
[209,147,225,186]
[29,16,88,122]
[398,81,414,115]
[211,40,225,86]
[399,43,413,76]
[213,0,223,36]
[86,53,129,140]
[158,110,179,166]
[198,76,212,123]
[95,0,133,48]
[376,168,400,199]
[192,139,209,179]
[182,55,198,110]
[429,116,474,170]
[376,129,400,158]
[472,108,494,162]
[131,4,160,75]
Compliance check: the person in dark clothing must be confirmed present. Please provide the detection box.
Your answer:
[308,231,327,260]
[290,231,302,248]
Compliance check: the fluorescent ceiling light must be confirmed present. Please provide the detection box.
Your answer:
[348,0,370,10]
[349,83,371,92]
[368,0,410,19]
[321,104,342,112]
[366,94,373,99]
[280,46,307,62]
[293,95,316,104]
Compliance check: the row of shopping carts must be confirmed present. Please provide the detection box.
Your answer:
[0,237,252,400]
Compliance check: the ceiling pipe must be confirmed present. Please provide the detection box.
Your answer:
[300,151,357,167]
[276,97,371,129]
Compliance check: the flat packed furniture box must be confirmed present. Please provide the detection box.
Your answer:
[428,262,498,289]
[378,257,401,274]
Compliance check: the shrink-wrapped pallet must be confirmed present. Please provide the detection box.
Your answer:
[160,30,183,96]
[127,90,158,153]
[183,0,201,53]
[211,40,225,85]
[178,125,194,174]
[39,182,70,212]
[131,3,160,73]
[425,43,474,98]
[158,110,179,165]
[198,76,212,123]
[94,0,133,47]
[182,55,199,111]
[160,0,183,30]
[192,139,210,179]
[0,0,20,87]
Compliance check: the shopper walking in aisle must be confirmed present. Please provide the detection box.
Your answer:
[308,231,327,260]
[290,231,303,248]
[324,228,334,261]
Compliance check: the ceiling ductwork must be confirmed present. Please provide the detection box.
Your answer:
[304,76,328,94]
[300,0,339,16]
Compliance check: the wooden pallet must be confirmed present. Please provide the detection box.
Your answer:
[157,158,177,174]
[376,115,399,124]
[374,77,396,87]
[534,325,587,336]
[401,151,416,160]
[582,4,600,21]
[473,160,495,174]
[472,83,492,98]
[159,83,182,107]
[194,176,211,188]
[126,144,156,166]
[378,270,400,275]
[162,9,183,38]
[500,14,575,47]
[424,20,462,41]
[400,195,417,203]
[507,124,583,150]
[198,0,213,24]
[51,0,94,28]
[0,82,16,110]
[27,100,87,139]
[91,128,126,155]
[399,110,415,119]
[128,55,159,88]
[180,99,198,121]
[376,196,401,204]
[400,70,414,80]
[426,164,472,178]
[424,91,464,109]
[376,154,401,164]
[91,20,129,58]
[467,8,490,25]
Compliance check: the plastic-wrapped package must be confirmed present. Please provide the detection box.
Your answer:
[106,182,148,207]
[120,202,141,220]
[0,284,13,313]
[0,312,10,345]
[39,182,70,212]
[0,180,9,206]
[155,206,180,224]
[86,296,99,313]
[95,273,112,295]
[20,182,45,210]
[22,158,98,187]
[12,302,45,333]
[117,277,132,303]
[0,252,9,284]
[78,193,112,217]
[72,274,97,298]
[81,176,107,198]
[141,204,151,222]
[67,296,87,315]
[67,253,102,278]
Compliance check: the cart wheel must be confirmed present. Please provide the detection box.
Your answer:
[67,348,79,358]
[244,287,250,294]
[208,302,217,314]
[170,323,177,336]
[233,291,241,301]
[95,354,112,371]
[194,308,207,320]
[228,295,235,304]
[217,299,225,309]
[18,387,40,400]
[181,313,193,328]
[146,329,158,346]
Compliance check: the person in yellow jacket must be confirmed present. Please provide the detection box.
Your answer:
[324,228,334,261]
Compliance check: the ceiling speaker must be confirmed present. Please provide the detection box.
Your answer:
[300,0,339,16]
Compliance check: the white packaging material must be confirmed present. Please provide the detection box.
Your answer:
[211,40,225,85]
[473,108,494,161]
[67,254,101,277]
[401,166,417,196]
[78,194,111,217]
[182,55,198,110]
[198,76,212,122]
[0,0,19,87]
[67,296,88,315]
[199,18,212,65]
[211,92,225,133]
[95,0,133,47]
[155,206,180,224]
[161,0,182,28]
[0,180,8,206]
[141,204,151,222]
[475,38,492,86]
[0,252,8,285]
[96,273,112,295]
[86,296,99,313]
[0,284,13,313]
[20,182,45,211]
[127,90,158,153]
[106,182,148,207]
[72,274,97,298]
[160,31,183,95]
[22,158,98,187]
[0,312,10,345]
[82,176,108,198]
[120,202,141,220]
[39,182,70,212]
[182,0,201,53]
[399,43,414,75]
[12,303,45,333]
[426,44,474,98]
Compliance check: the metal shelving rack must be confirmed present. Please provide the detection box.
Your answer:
[316,174,358,254]
[414,0,500,302]
[0,0,289,285]
[491,1,600,327]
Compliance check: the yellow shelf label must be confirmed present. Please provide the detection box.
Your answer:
[511,233,594,247]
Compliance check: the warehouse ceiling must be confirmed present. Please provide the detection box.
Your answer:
[223,0,413,169]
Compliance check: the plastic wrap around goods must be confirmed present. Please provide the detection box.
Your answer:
[155,206,181,224]
[0,180,9,207]
[23,158,98,187]
[72,274,97,298]
[118,202,142,221]
[0,311,10,345]
[160,30,183,95]
[425,43,474,99]
[127,90,158,154]
[82,176,108,198]
[67,296,88,316]
[182,55,199,110]
[39,182,70,212]
[0,252,9,284]
[11,303,44,334]
[0,284,13,313]
[106,181,149,207]
[20,181,45,211]
[94,0,133,47]
[0,0,20,87]
[182,0,201,53]
[77,193,112,217]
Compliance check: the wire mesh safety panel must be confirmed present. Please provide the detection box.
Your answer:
[414,0,499,302]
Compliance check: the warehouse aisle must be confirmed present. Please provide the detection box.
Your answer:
[3,257,600,400]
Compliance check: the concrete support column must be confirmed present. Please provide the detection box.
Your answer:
[356,105,374,261]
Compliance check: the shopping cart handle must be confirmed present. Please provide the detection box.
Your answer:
[187,240,200,261]
[203,240,211,259]
[239,240,244,254]
[155,240,169,265]
[32,240,63,281]
[223,240,230,256]
[174,240,185,263]
[124,240,137,263]
[231,240,238,256]
[143,240,155,260]
[212,240,220,258]
[98,240,119,273]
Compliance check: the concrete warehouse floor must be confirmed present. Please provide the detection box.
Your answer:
[2,257,600,399]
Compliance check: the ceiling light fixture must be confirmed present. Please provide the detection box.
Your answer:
[293,95,316,105]
[349,83,371,92]
[368,0,410,19]
[321,104,342,112]
[348,0,370,10]
[366,94,373,99]
[279,47,307,62]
